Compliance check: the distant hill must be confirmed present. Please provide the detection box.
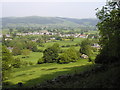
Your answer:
[1,16,98,29]
[2,16,64,25]
[58,17,98,26]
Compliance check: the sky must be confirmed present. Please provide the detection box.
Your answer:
[0,0,106,19]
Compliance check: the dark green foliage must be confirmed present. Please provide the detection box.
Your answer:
[12,58,22,68]
[9,28,13,35]
[66,45,71,47]
[12,47,21,56]
[95,2,120,64]
[36,38,45,43]
[26,41,38,52]
[21,49,30,57]
[58,47,79,64]
[2,46,14,70]
[37,49,43,52]
[29,62,34,65]
[68,36,74,41]
[38,43,44,47]
[32,45,38,52]
[2,35,7,46]
[2,46,14,80]
[57,53,71,64]
[80,39,93,57]
[8,38,38,52]
[55,36,62,41]
[87,34,99,39]
[88,58,92,62]
[41,35,50,43]
[43,43,60,63]
[76,43,81,46]
[37,58,44,64]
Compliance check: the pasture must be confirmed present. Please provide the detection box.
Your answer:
[14,52,43,64]
[4,59,96,88]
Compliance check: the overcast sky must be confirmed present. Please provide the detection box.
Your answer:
[1,0,106,19]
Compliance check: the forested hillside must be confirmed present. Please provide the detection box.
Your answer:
[1,16,98,29]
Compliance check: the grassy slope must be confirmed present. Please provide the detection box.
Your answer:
[3,59,96,88]
[35,62,120,88]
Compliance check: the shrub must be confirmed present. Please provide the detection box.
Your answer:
[59,49,65,53]
[12,47,21,56]
[57,47,79,64]
[76,43,81,46]
[88,58,92,62]
[37,49,43,52]
[61,45,65,47]
[39,44,44,47]
[66,45,71,47]
[3,81,12,86]
[37,58,44,64]
[80,39,93,58]
[42,43,60,63]
[13,58,22,68]
[22,61,29,66]
[29,62,34,65]
[57,53,71,64]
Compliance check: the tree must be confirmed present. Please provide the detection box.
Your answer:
[43,43,60,63]
[95,2,120,64]
[37,58,44,64]
[58,47,79,64]
[2,46,14,80]
[9,28,13,35]
[68,36,74,41]
[55,36,62,41]
[2,35,7,46]
[26,41,38,52]
[12,46,21,56]
[12,58,22,68]
[21,49,30,58]
[36,37,44,43]
[80,39,93,58]
[57,53,71,64]
[42,35,50,43]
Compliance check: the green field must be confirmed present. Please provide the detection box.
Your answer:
[4,37,98,88]
[4,59,96,88]
[14,52,43,64]
[44,38,85,47]
[14,38,84,64]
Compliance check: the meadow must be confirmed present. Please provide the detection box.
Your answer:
[4,59,96,88]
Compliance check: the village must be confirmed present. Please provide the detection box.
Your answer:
[3,30,96,40]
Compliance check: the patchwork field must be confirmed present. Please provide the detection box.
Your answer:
[14,38,85,64]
